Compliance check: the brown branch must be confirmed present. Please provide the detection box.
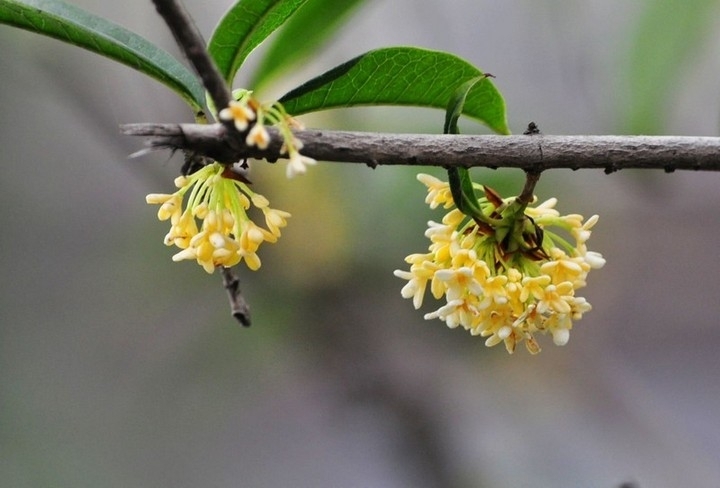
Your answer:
[221,267,251,327]
[122,122,720,172]
[151,0,231,112]
[517,171,541,205]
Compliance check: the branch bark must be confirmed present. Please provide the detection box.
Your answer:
[122,122,720,173]
[220,267,251,327]
[151,0,231,112]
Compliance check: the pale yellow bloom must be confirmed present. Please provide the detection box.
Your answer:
[219,100,256,132]
[285,151,317,178]
[218,93,317,178]
[262,207,292,237]
[146,162,290,273]
[394,173,605,354]
[246,123,271,149]
[417,173,455,209]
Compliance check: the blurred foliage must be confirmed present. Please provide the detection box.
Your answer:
[250,0,368,90]
[0,0,204,109]
[624,0,718,133]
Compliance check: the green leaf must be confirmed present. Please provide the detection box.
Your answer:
[0,0,204,111]
[448,165,485,220]
[444,75,491,135]
[445,76,493,220]
[625,0,716,133]
[250,0,367,90]
[208,0,308,86]
[279,47,510,135]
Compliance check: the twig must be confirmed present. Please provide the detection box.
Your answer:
[517,171,541,205]
[220,267,251,327]
[517,123,542,205]
[151,0,231,112]
[121,123,720,172]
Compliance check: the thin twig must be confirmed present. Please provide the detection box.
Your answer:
[151,0,231,112]
[517,171,541,205]
[517,123,543,204]
[220,267,251,327]
[121,123,720,172]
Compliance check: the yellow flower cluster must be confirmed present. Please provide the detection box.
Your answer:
[146,162,290,273]
[218,92,316,178]
[394,174,605,354]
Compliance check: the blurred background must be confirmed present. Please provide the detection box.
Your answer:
[2,0,720,486]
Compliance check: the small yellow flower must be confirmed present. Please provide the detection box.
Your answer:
[394,173,605,354]
[246,123,270,149]
[146,162,290,273]
[263,207,292,237]
[218,92,317,178]
[285,151,317,178]
[417,173,455,209]
[219,100,256,132]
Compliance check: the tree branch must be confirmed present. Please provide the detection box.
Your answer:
[220,267,251,327]
[122,122,720,173]
[151,0,231,112]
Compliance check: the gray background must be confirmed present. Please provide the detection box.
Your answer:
[2,0,720,487]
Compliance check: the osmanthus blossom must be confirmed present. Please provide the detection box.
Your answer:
[147,95,316,273]
[146,163,290,273]
[394,173,605,354]
[218,91,317,178]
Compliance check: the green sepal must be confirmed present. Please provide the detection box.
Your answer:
[493,201,523,251]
